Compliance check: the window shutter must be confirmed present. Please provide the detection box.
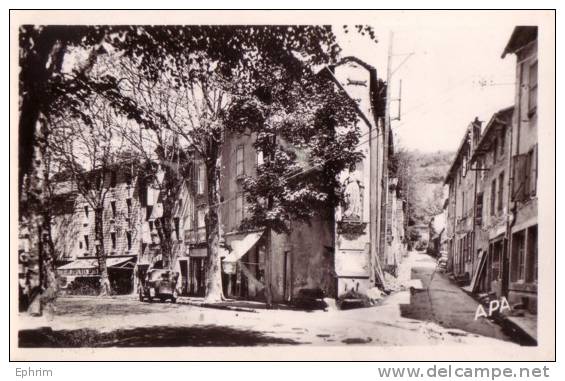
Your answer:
[531,145,538,196]
[512,154,527,201]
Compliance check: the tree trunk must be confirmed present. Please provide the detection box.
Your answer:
[23,118,58,317]
[94,207,111,296]
[155,201,174,269]
[264,228,273,308]
[204,154,224,303]
[39,208,58,317]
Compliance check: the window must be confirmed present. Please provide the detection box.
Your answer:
[197,164,206,195]
[499,131,505,157]
[111,232,116,250]
[110,171,117,188]
[493,137,498,163]
[461,191,466,217]
[475,193,483,226]
[126,198,132,216]
[174,217,180,241]
[79,241,83,250]
[497,172,504,212]
[197,208,206,229]
[149,220,154,232]
[478,158,484,181]
[84,206,89,218]
[110,201,117,218]
[256,149,264,167]
[528,60,538,116]
[512,231,526,282]
[462,155,468,177]
[125,171,132,186]
[84,235,90,251]
[236,145,245,177]
[525,147,538,197]
[126,231,132,250]
[490,178,497,216]
[235,193,244,225]
[526,226,538,283]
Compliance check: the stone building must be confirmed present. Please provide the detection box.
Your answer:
[444,118,482,282]
[442,26,538,325]
[215,56,389,302]
[55,165,141,295]
[502,26,538,314]
[468,106,513,296]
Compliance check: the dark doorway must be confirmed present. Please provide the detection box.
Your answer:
[179,260,189,296]
[188,257,206,297]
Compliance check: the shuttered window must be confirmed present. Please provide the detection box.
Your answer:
[513,149,537,201]
[490,179,496,216]
[236,145,245,177]
[528,60,538,116]
[475,193,483,226]
[196,164,206,195]
[497,172,504,212]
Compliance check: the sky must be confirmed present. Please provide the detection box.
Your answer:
[334,20,518,153]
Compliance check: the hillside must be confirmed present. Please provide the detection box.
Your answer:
[393,149,454,229]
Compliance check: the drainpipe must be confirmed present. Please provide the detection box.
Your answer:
[504,84,521,298]
[472,154,478,275]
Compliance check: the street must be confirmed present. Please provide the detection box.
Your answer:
[18,251,517,348]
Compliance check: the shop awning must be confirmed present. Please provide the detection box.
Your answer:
[222,230,264,264]
[57,256,136,276]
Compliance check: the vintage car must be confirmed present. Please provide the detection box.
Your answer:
[139,268,179,303]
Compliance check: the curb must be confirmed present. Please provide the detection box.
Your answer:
[177,299,258,313]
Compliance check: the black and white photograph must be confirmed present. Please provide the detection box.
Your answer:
[9,9,555,361]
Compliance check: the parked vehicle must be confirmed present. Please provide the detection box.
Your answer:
[438,250,448,272]
[139,268,179,303]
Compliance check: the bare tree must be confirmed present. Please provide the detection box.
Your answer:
[49,94,128,296]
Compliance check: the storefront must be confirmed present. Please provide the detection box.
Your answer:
[187,247,207,297]
[221,230,266,300]
[57,256,136,295]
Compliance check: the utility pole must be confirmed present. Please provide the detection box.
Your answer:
[380,30,393,265]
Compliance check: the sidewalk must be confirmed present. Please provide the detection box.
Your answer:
[455,278,537,345]
[401,253,511,341]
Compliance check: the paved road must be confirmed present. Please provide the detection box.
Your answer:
[399,253,512,342]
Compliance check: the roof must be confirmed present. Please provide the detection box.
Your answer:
[501,26,538,58]
[444,118,482,185]
[323,55,386,129]
[470,106,514,163]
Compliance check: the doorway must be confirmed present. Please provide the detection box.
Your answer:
[188,257,206,297]
[179,260,189,296]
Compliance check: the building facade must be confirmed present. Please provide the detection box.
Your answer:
[502,26,538,313]
[214,56,391,302]
[43,55,405,304]
[443,26,538,318]
[444,118,482,282]
[469,106,514,297]
[55,165,142,295]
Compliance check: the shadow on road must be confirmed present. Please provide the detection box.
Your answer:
[19,325,301,347]
[399,265,513,342]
